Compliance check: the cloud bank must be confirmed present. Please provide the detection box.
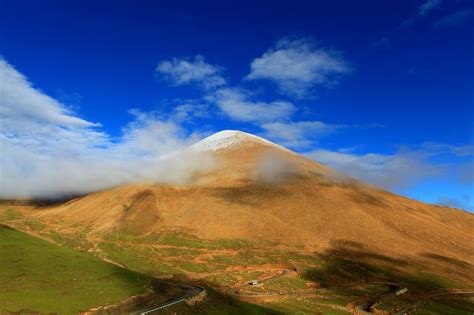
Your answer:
[0,58,217,199]
[307,143,473,191]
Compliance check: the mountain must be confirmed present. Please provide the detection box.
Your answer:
[26,130,474,285]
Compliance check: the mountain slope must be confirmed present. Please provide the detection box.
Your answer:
[26,130,474,285]
[0,224,151,314]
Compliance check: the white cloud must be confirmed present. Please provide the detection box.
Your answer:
[0,58,217,199]
[418,142,474,158]
[256,152,299,185]
[306,142,474,191]
[436,195,473,211]
[434,10,473,28]
[418,0,442,16]
[260,121,343,148]
[120,109,199,156]
[0,59,99,129]
[211,88,296,123]
[246,38,350,98]
[156,55,226,90]
[0,58,107,158]
[172,102,209,122]
[306,148,442,190]
[155,39,353,128]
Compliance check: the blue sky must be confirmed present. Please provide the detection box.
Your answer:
[0,0,473,210]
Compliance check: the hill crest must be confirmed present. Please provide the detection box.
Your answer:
[190,130,291,153]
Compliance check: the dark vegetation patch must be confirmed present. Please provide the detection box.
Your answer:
[301,240,474,313]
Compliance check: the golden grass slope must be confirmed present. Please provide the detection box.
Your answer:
[30,131,474,284]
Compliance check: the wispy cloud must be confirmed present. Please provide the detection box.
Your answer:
[306,142,473,191]
[172,102,210,122]
[260,121,344,149]
[306,148,442,190]
[434,10,473,28]
[437,195,473,211]
[399,0,444,28]
[418,0,442,16]
[246,38,351,98]
[156,55,226,90]
[0,59,100,130]
[211,87,296,123]
[155,37,352,132]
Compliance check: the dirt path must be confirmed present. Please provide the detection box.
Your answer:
[227,269,316,300]
[227,269,288,298]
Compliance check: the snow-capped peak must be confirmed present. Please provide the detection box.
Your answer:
[191,130,285,152]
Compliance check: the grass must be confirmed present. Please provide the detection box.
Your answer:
[106,229,277,251]
[0,207,24,221]
[302,257,474,314]
[205,273,239,286]
[159,231,252,249]
[176,261,208,273]
[207,249,317,268]
[414,299,474,315]
[97,242,183,275]
[40,229,93,251]
[265,276,310,291]
[268,296,352,314]
[24,220,46,231]
[7,221,471,314]
[97,230,318,281]
[0,225,151,314]
[184,288,284,314]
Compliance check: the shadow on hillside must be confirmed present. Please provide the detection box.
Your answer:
[301,239,474,312]
[304,239,473,289]
[0,195,84,209]
[420,252,472,269]
[163,286,283,315]
[212,184,291,207]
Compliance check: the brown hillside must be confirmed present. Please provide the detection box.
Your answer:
[29,130,474,284]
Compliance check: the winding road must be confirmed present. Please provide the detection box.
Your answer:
[135,280,205,315]
[356,282,401,312]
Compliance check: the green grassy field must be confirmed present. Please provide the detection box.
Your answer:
[2,208,474,314]
[0,224,151,314]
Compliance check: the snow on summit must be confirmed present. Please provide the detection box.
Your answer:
[191,130,285,152]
